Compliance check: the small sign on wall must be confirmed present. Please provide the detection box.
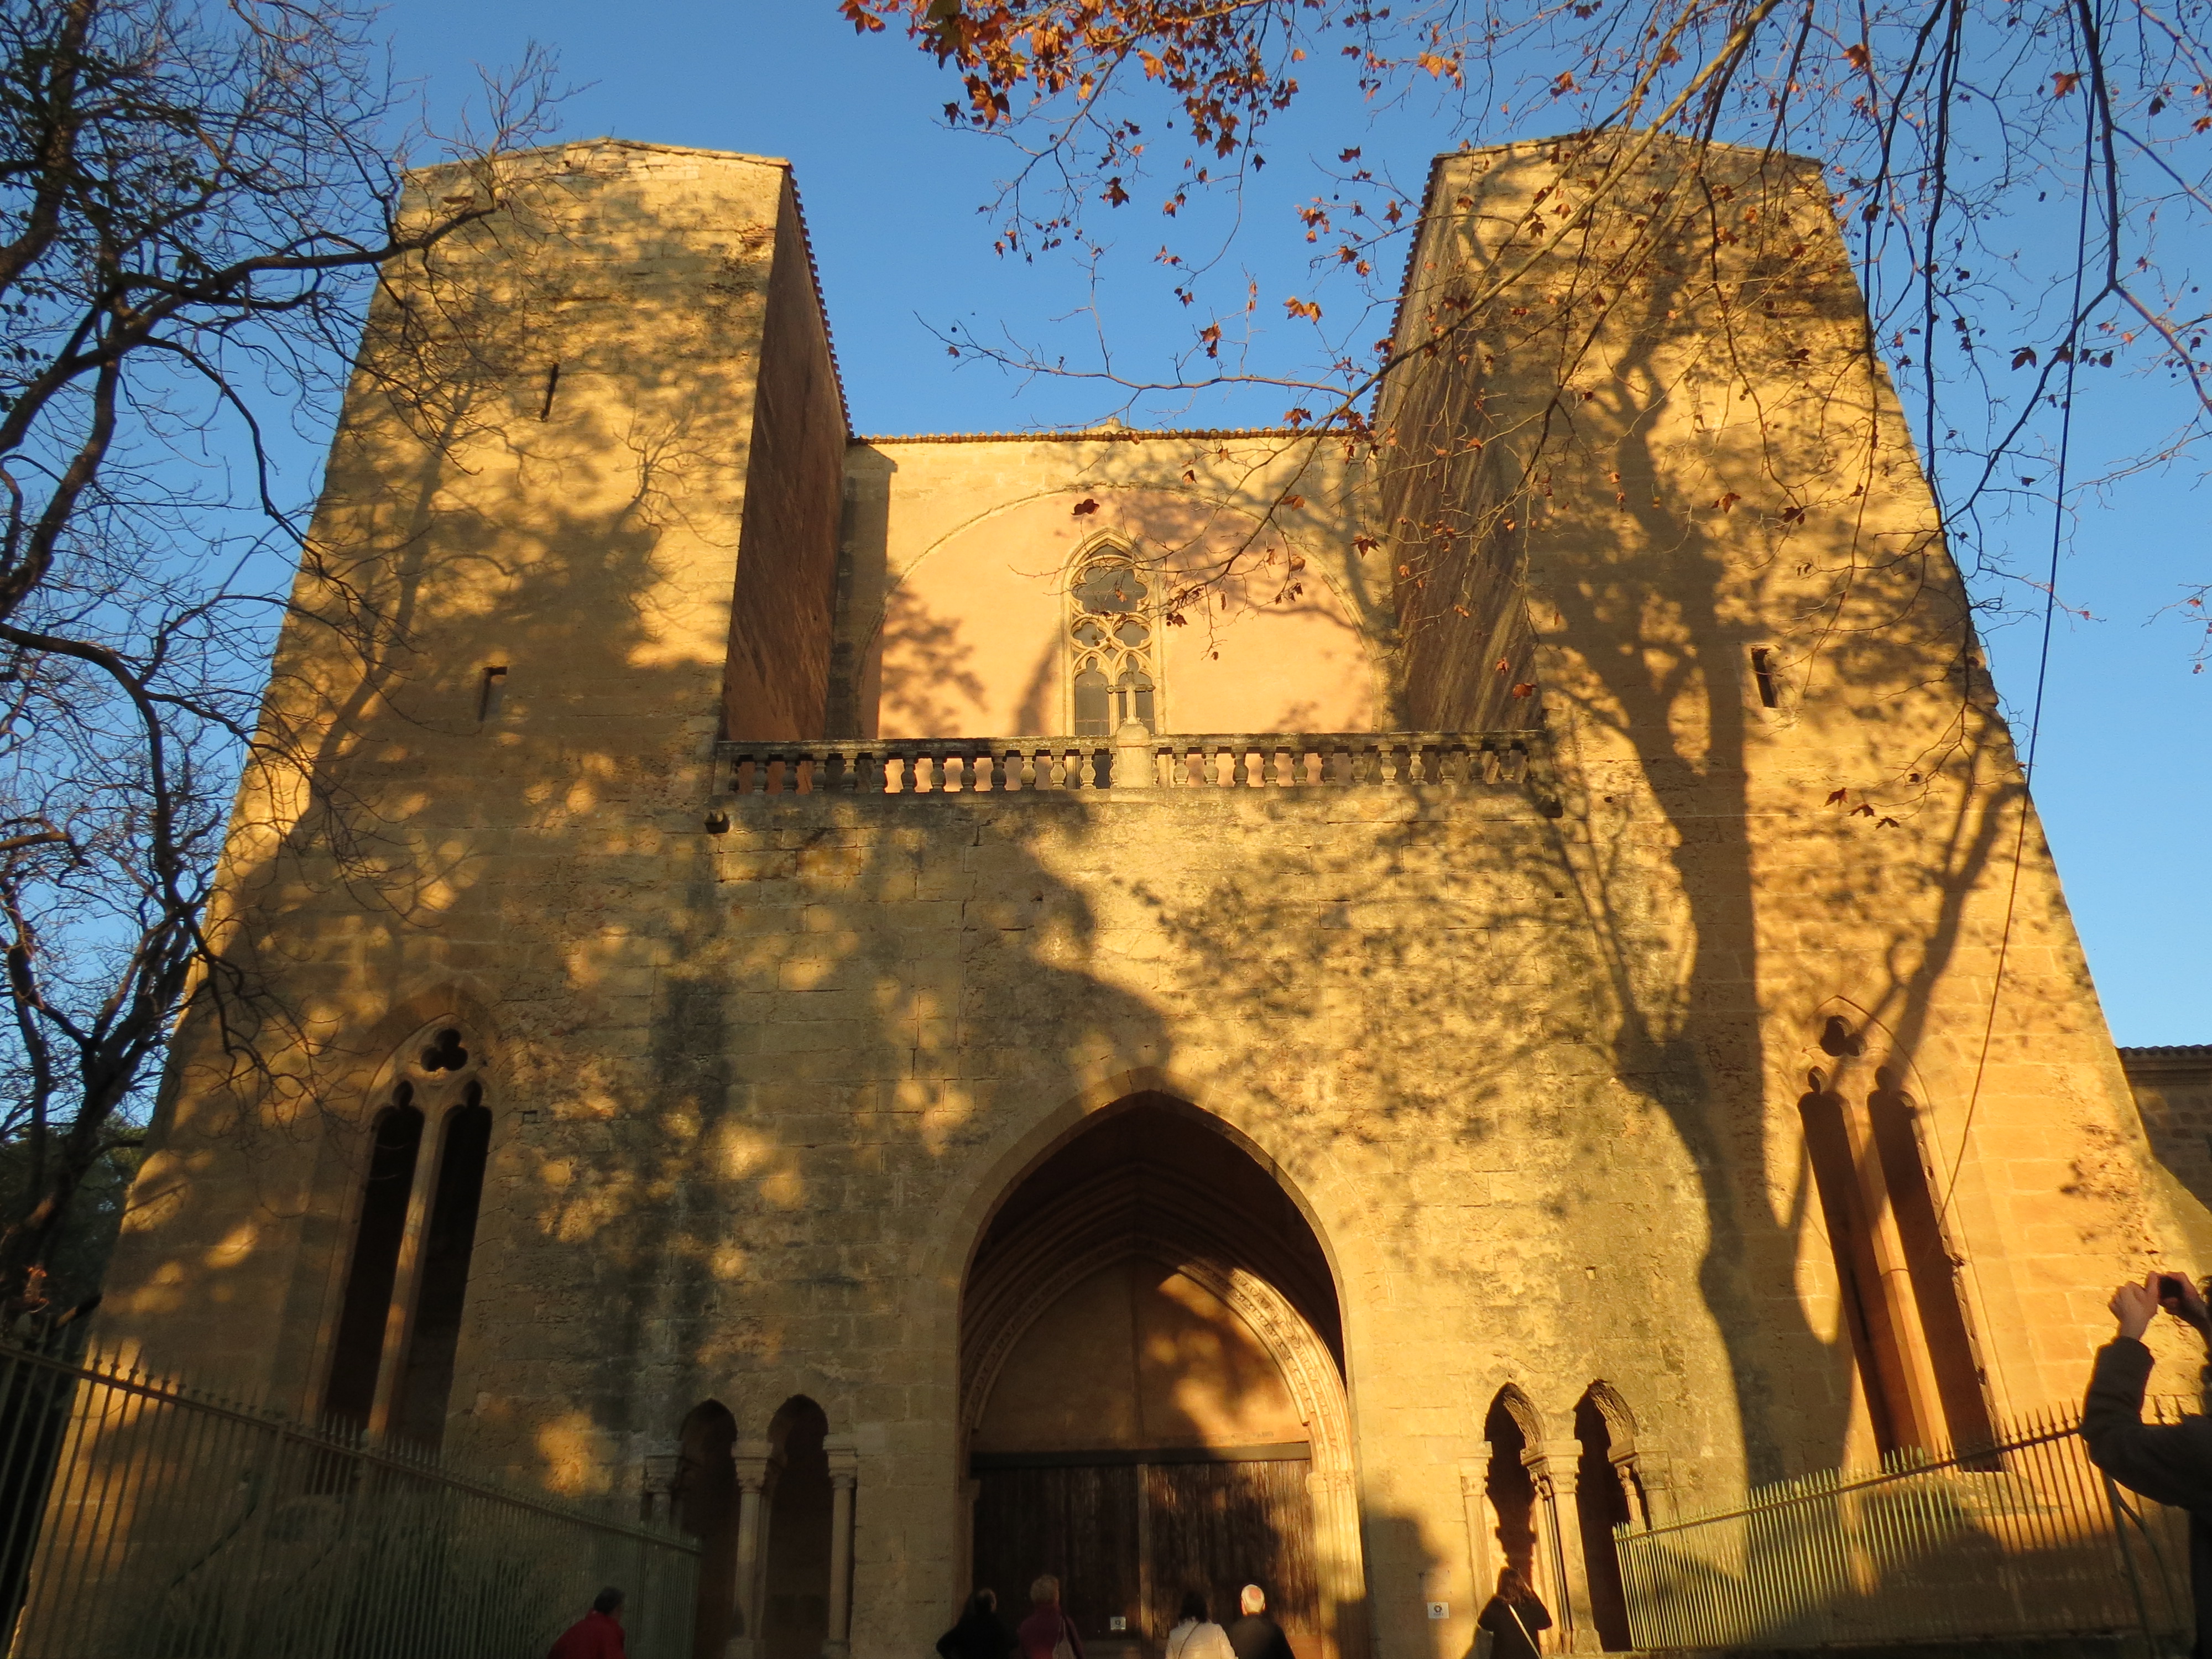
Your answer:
[1426,1604,1449,1621]
[1108,1619,1126,1632]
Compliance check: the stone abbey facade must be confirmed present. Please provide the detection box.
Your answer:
[99,135,2205,1659]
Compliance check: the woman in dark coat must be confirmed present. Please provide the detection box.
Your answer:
[938,1589,1018,1659]
[1476,1567,1552,1659]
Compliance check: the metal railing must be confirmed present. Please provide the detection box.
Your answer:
[1616,1402,2192,1650]
[0,1338,696,1659]
[718,729,1548,796]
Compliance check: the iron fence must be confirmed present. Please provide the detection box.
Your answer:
[1616,1402,2193,1651]
[0,1338,696,1659]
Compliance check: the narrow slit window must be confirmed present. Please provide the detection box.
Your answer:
[323,1091,424,1431]
[538,362,561,421]
[1750,647,1781,708]
[478,666,508,723]
[392,1084,493,1449]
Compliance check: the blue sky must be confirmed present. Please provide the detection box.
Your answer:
[366,1,2206,1044]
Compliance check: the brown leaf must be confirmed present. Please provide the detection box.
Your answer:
[1825,787,1849,805]
[1072,498,1100,516]
[1510,682,1537,698]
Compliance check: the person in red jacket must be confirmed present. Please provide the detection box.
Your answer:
[549,1588,628,1659]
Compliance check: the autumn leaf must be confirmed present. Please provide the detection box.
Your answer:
[1781,505,1808,524]
[1284,297,1323,320]
[1495,658,1512,674]
[1713,491,1743,513]
[1352,534,1379,555]
[1844,41,1871,68]
[2051,71,2080,95]
[1072,498,1100,516]
[1281,494,1306,509]
[1851,802,1876,817]
[1826,788,1850,805]
[2012,346,2038,368]
[1510,682,1537,698]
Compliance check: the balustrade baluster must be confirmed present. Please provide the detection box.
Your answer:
[716,730,1543,803]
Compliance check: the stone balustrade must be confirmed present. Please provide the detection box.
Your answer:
[717,729,1549,797]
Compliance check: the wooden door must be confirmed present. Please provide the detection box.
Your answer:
[973,1456,1321,1657]
[973,1464,1143,1642]
[1142,1459,1319,1652]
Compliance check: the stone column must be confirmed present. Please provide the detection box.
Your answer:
[365,1126,448,1444]
[1307,1466,1370,1659]
[1525,1441,1596,1653]
[728,1441,775,1659]
[823,1440,859,1659]
[1457,1458,1494,1606]
[644,1452,681,1526]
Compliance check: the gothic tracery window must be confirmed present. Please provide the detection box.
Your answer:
[1067,547,1159,737]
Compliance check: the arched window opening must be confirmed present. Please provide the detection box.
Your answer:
[1798,1070,1913,1453]
[1068,550,1159,736]
[1867,1069,1996,1449]
[1481,1393,1541,1594]
[762,1397,833,1659]
[1573,1391,1635,1651]
[320,1025,494,1447]
[392,1085,493,1449]
[677,1402,740,1659]
[322,1091,422,1431]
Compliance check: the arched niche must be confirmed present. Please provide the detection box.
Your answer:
[676,1401,740,1659]
[761,1396,834,1659]
[959,1095,1363,1659]
[1572,1384,1639,1651]
[1480,1387,1546,1591]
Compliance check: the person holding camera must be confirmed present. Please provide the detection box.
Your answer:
[2084,1271,2212,1656]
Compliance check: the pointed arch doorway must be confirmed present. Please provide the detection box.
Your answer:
[961,1098,1365,1659]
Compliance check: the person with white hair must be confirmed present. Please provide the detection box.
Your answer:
[1226,1584,1293,1659]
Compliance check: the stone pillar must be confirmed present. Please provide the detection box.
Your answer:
[365,1128,448,1444]
[644,1452,681,1526]
[728,1442,775,1659]
[1634,1451,1677,1526]
[1307,1466,1370,1659]
[1113,719,1155,789]
[823,1441,859,1659]
[1525,1441,1595,1653]
[1457,1458,1494,1605]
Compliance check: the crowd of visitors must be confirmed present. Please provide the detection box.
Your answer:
[935,1571,1551,1659]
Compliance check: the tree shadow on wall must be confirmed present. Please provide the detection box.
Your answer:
[1366,138,2078,1480]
